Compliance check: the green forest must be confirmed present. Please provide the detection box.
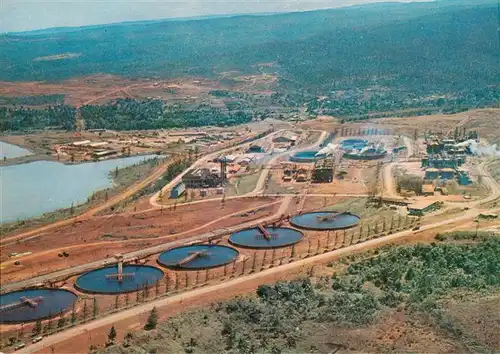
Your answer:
[1,1,498,94]
[0,99,253,132]
[0,0,498,130]
[101,234,500,353]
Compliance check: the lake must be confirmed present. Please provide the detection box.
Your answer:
[0,155,160,223]
[0,141,33,159]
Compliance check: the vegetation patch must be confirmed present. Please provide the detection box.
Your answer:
[33,53,81,61]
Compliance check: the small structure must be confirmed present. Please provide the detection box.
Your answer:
[440,168,455,180]
[273,131,298,144]
[72,140,91,147]
[392,146,407,154]
[182,168,223,188]
[312,158,334,183]
[89,142,109,148]
[246,145,265,153]
[478,213,498,219]
[92,150,117,159]
[105,254,135,282]
[425,168,439,180]
[257,224,272,240]
[170,182,186,199]
[422,184,435,196]
[0,296,44,313]
[457,171,472,185]
[407,201,440,216]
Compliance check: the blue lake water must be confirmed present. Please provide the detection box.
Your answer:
[0,155,159,223]
[0,141,33,159]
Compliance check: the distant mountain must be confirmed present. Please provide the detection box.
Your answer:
[5,13,280,37]
[0,0,498,98]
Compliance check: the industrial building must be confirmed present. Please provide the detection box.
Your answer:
[392,146,407,154]
[92,150,117,159]
[246,145,265,153]
[424,167,459,181]
[273,131,298,144]
[407,200,440,216]
[312,159,334,183]
[182,168,224,188]
[421,155,465,169]
[457,170,472,185]
[440,168,455,180]
[422,184,435,196]
[424,168,440,180]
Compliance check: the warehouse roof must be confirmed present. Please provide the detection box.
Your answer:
[407,200,439,211]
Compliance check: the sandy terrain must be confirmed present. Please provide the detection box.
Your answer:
[0,73,278,108]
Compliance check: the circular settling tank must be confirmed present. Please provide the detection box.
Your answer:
[340,139,368,150]
[0,289,77,324]
[229,227,304,249]
[158,245,239,270]
[290,211,360,230]
[75,265,163,294]
[289,150,326,163]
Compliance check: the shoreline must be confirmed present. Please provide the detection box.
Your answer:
[0,148,163,167]
[0,155,165,230]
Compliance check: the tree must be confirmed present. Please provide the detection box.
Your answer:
[83,300,89,321]
[108,325,117,343]
[144,307,158,330]
[92,297,99,318]
[123,332,133,348]
[33,319,42,335]
[57,313,66,329]
[44,314,53,334]
[71,304,77,325]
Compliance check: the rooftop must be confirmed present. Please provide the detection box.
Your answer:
[408,200,439,210]
[422,185,435,193]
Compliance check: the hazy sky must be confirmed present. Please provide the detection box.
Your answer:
[1,0,431,33]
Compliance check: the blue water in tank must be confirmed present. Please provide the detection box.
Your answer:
[0,289,77,323]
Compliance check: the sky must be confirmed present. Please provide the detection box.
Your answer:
[1,0,432,33]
